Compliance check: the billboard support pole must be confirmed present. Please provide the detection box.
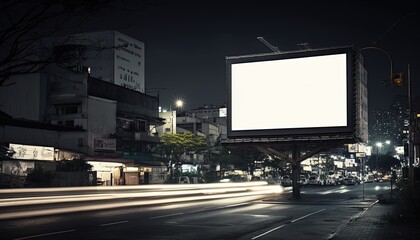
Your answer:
[254,143,336,199]
[291,145,301,199]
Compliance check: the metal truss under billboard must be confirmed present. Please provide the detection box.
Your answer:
[226,46,366,143]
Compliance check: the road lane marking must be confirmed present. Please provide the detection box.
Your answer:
[291,208,326,223]
[251,208,326,239]
[14,229,75,240]
[99,220,128,227]
[150,213,185,219]
[150,203,250,219]
[215,202,249,209]
[251,224,286,239]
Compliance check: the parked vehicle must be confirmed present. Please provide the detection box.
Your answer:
[299,175,308,186]
[343,176,357,185]
[251,176,262,181]
[337,175,344,185]
[353,175,361,184]
[364,175,374,183]
[220,174,247,183]
[324,176,335,185]
[280,175,292,187]
[307,175,322,186]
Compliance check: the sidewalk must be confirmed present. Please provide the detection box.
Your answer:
[331,193,420,240]
[264,189,420,240]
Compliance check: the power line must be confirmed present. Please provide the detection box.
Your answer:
[373,11,417,44]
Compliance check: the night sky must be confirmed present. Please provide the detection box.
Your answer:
[75,1,419,111]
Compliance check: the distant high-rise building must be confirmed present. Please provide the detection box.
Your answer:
[369,110,393,143]
[389,94,409,143]
[48,30,145,93]
[369,94,409,147]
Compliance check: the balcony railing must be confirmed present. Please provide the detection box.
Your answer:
[135,132,160,143]
[116,129,159,143]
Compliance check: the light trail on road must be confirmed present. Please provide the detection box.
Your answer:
[0,182,283,220]
[0,181,268,193]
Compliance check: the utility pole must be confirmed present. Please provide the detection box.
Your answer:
[408,64,414,185]
[170,105,175,134]
[362,157,365,200]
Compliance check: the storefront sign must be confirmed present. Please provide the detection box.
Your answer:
[9,143,54,161]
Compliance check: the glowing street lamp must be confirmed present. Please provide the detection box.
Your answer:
[374,140,390,172]
[170,99,184,134]
[175,99,183,108]
[375,140,391,154]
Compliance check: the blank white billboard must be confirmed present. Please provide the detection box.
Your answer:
[231,53,348,132]
[226,47,357,140]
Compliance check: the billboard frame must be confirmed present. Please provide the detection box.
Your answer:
[226,46,358,142]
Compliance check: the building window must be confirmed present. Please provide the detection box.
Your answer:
[136,120,147,133]
[117,117,134,131]
[64,120,74,126]
[57,120,74,127]
[55,103,81,115]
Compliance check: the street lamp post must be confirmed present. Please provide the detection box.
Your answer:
[376,142,382,174]
[360,46,394,82]
[374,140,391,173]
[169,105,174,134]
[375,140,392,182]
[360,46,414,185]
[167,99,184,182]
[170,99,184,134]
[407,64,415,186]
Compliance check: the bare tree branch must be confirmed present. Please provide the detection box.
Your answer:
[0,0,125,85]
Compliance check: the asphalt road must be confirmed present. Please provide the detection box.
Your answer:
[0,182,391,240]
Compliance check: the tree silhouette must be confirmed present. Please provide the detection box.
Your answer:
[0,0,117,85]
[157,132,207,182]
[366,154,400,173]
[56,157,92,172]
